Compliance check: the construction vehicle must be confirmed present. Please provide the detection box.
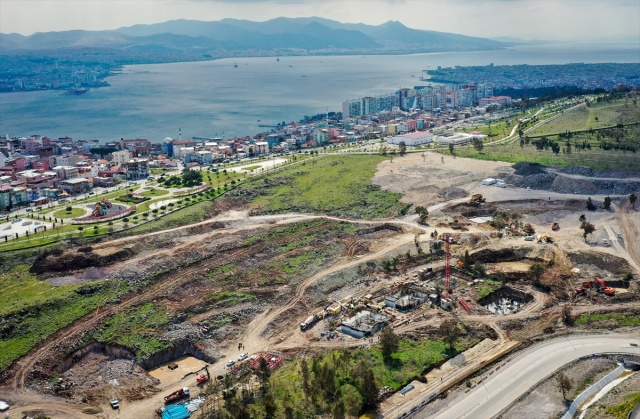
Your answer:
[575,277,615,296]
[552,222,560,231]
[594,276,616,296]
[468,194,486,206]
[164,387,190,404]
[196,366,210,385]
[575,281,594,294]
[537,235,554,243]
[300,314,320,331]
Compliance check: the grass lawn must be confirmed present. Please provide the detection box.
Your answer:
[241,165,262,171]
[53,208,86,218]
[574,313,640,327]
[141,189,170,197]
[0,266,121,372]
[445,143,639,171]
[230,155,408,219]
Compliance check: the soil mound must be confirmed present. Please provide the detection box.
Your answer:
[513,162,547,176]
[30,247,134,275]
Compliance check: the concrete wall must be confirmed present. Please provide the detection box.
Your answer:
[561,364,626,419]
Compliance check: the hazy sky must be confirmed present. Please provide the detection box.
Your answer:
[1,0,639,41]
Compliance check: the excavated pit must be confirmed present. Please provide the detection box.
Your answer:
[478,286,533,316]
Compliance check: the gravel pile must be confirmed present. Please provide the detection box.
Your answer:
[161,322,204,341]
[513,162,547,176]
[503,171,640,195]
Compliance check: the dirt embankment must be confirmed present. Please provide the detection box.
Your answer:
[497,163,640,195]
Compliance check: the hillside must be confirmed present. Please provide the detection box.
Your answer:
[0,17,506,56]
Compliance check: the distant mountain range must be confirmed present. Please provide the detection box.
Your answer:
[0,17,506,56]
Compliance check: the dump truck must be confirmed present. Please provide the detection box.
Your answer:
[300,314,320,331]
[164,387,190,404]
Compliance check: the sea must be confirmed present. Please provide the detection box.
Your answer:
[1,43,638,143]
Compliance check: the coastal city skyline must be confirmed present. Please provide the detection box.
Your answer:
[2,0,639,42]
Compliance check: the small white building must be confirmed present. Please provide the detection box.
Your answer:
[388,131,434,146]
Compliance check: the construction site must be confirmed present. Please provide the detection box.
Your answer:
[1,151,639,419]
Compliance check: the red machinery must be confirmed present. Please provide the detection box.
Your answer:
[575,277,615,296]
[164,387,190,404]
[552,222,560,231]
[196,366,210,384]
[594,276,616,296]
[458,299,472,313]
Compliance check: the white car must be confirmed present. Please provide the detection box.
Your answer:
[238,353,248,361]
[226,360,235,367]
[602,239,610,246]
[110,398,119,409]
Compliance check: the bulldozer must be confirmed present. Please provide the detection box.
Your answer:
[468,194,486,206]
[537,235,554,243]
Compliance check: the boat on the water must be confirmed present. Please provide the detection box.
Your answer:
[63,88,88,95]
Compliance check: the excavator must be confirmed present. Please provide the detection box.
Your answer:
[196,365,210,385]
[575,276,615,296]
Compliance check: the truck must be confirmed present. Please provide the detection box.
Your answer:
[164,387,190,404]
[300,314,319,331]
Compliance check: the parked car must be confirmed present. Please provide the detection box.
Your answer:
[110,398,119,409]
[226,360,235,367]
[238,353,248,361]
[26,208,33,212]
[524,236,535,241]
[602,239,610,246]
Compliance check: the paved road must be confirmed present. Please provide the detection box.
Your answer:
[430,333,640,419]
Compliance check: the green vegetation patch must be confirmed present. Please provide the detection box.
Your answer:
[53,208,86,219]
[141,189,170,197]
[574,313,640,327]
[0,266,117,372]
[209,290,255,307]
[94,302,170,361]
[118,201,214,235]
[229,155,407,219]
[266,336,477,418]
[476,279,504,299]
[605,392,640,419]
[241,165,262,171]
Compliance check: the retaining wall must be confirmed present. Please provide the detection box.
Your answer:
[561,363,626,419]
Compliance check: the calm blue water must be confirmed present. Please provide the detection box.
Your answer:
[1,43,638,142]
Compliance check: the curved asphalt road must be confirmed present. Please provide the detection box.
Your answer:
[431,333,640,419]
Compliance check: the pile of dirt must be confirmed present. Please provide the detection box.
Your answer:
[30,247,135,275]
[512,162,547,176]
[568,251,633,276]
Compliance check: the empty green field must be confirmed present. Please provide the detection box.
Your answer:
[229,155,407,219]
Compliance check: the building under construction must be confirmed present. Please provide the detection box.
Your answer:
[340,310,389,339]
